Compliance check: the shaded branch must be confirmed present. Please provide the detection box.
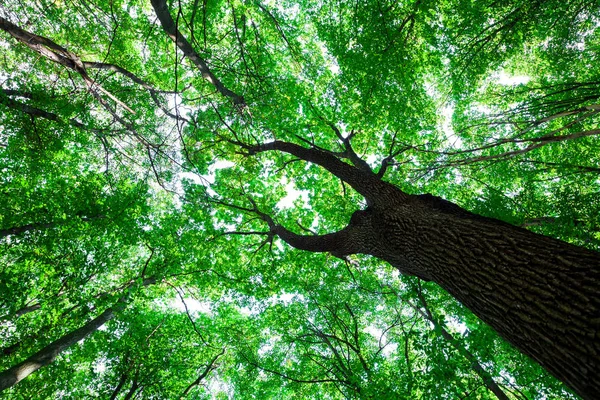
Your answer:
[414,283,510,400]
[208,196,367,258]
[150,0,245,106]
[245,140,406,206]
[241,352,345,385]
[519,159,600,174]
[0,214,105,240]
[164,282,210,346]
[0,88,89,130]
[322,121,373,174]
[272,225,357,255]
[0,16,133,113]
[307,104,373,174]
[339,130,374,174]
[181,348,225,397]
[82,61,189,122]
[448,128,600,167]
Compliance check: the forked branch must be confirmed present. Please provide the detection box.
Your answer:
[245,140,407,206]
[0,16,133,113]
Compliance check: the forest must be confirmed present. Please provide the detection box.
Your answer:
[1,0,599,398]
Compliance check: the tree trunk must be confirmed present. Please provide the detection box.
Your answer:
[0,305,117,391]
[252,140,600,398]
[0,215,105,240]
[0,303,41,322]
[109,372,129,400]
[354,194,600,399]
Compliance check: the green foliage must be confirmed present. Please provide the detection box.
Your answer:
[1,0,597,398]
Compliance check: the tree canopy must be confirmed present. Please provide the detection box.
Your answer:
[1,0,599,398]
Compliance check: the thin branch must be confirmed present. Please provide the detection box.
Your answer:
[0,88,89,130]
[245,140,406,206]
[150,0,245,107]
[181,348,226,397]
[241,353,345,385]
[82,61,188,122]
[414,282,510,400]
[164,282,210,346]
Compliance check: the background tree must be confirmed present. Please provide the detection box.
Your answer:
[1,0,599,398]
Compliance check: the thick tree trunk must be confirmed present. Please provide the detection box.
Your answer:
[0,305,117,391]
[359,194,600,399]
[252,140,600,398]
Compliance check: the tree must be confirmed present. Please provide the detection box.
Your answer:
[1,0,599,398]
[0,300,123,391]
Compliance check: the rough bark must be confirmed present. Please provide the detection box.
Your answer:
[251,140,600,399]
[0,305,118,391]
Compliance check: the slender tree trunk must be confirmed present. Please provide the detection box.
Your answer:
[1,304,83,358]
[0,303,41,322]
[123,379,140,400]
[2,276,154,323]
[0,215,105,239]
[0,305,117,391]
[109,372,129,400]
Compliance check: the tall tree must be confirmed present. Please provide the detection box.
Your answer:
[1,0,599,398]
[228,134,600,399]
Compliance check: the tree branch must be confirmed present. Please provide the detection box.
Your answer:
[82,61,189,122]
[246,140,407,206]
[414,282,510,400]
[0,299,125,391]
[181,348,225,397]
[242,352,343,385]
[150,0,245,107]
[0,16,134,113]
[210,197,372,258]
[339,130,374,174]
[0,88,89,130]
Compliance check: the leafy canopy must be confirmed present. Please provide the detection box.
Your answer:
[1,0,599,398]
